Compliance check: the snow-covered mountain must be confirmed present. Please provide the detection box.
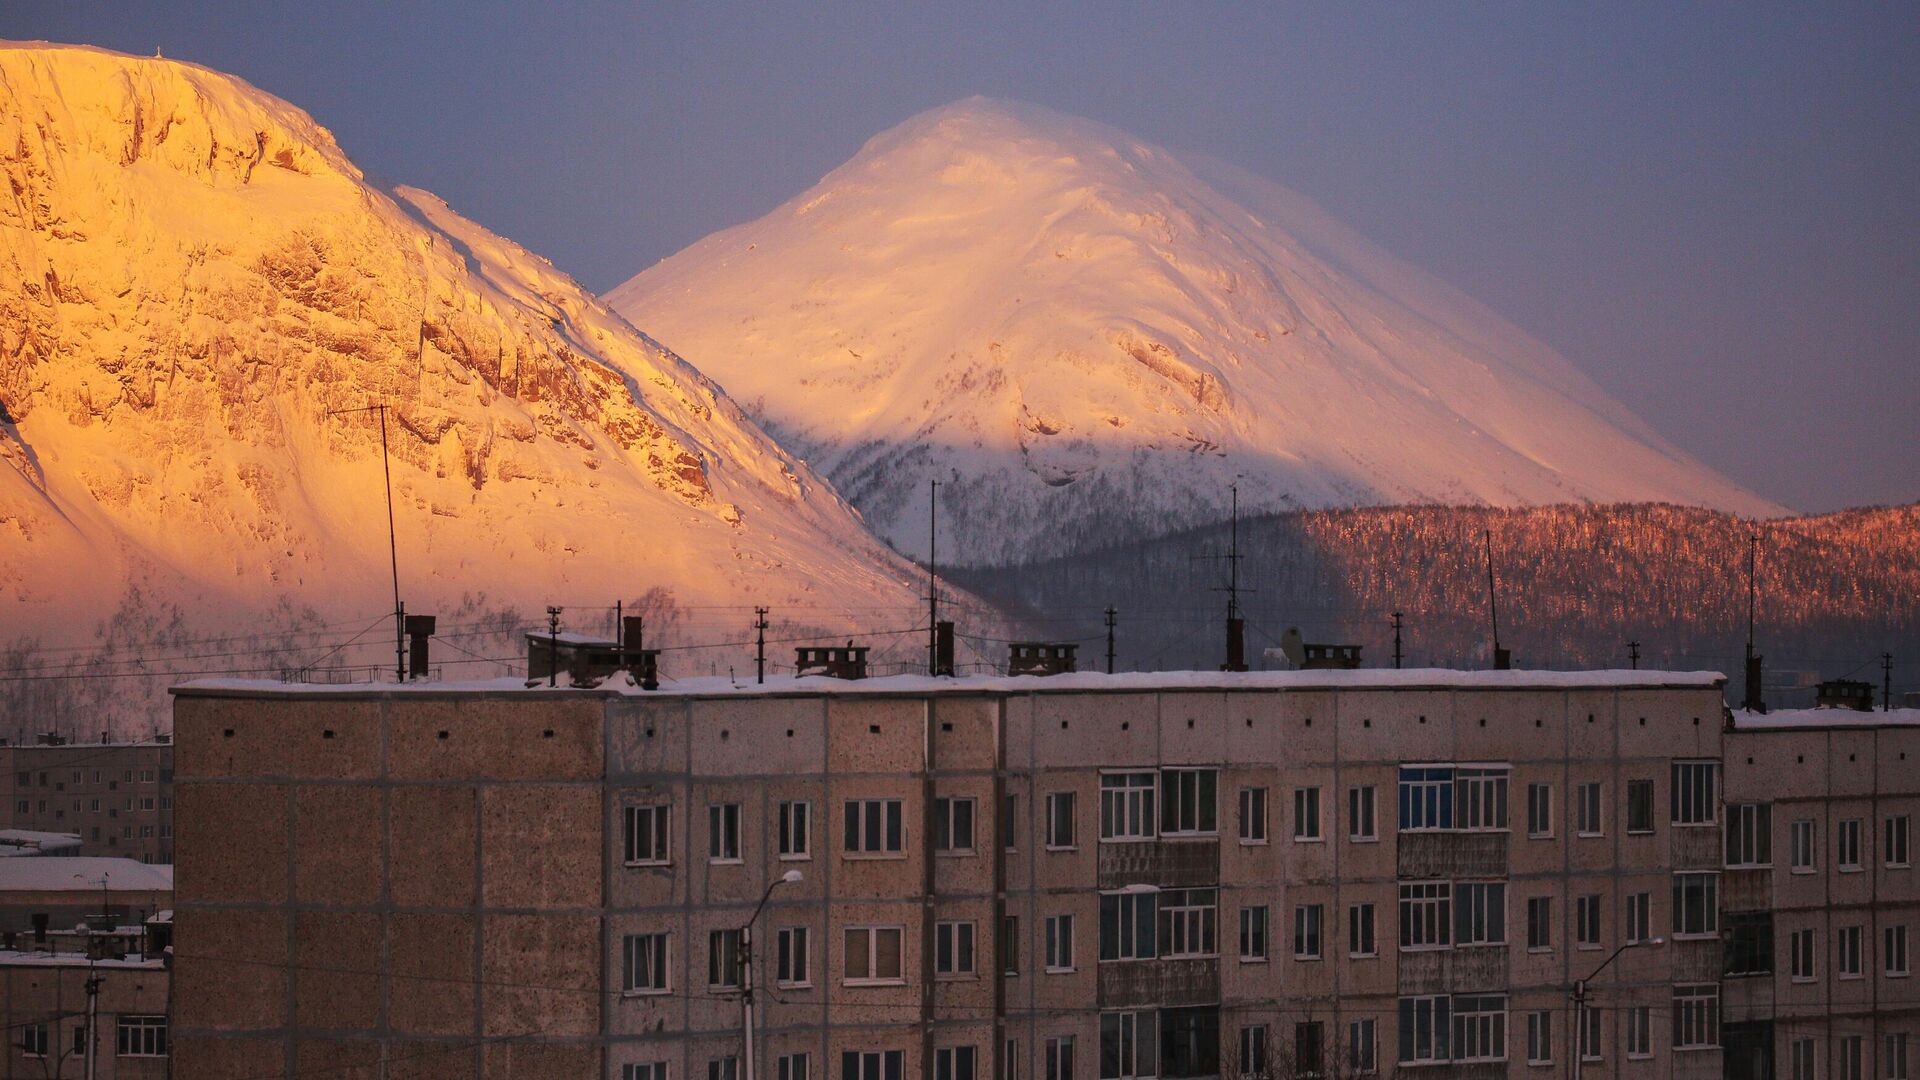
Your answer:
[608,97,1783,565]
[0,43,932,650]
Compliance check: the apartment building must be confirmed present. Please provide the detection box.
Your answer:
[0,737,175,863]
[0,918,173,1080]
[167,670,1920,1080]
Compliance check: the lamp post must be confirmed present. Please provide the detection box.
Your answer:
[1572,936,1664,1080]
[741,869,804,1080]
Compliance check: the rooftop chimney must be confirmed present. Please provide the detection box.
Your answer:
[404,614,437,680]
[1008,642,1077,677]
[796,644,869,680]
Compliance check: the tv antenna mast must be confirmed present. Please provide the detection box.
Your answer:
[1193,481,1252,671]
[329,402,406,682]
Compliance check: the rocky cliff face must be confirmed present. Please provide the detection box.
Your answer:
[0,43,928,646]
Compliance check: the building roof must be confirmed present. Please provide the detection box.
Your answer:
[0,949,167,970]
[0,830,84,857]
[1730,706,1920,731]
[0,857,173,893]
[175,667,1727,700]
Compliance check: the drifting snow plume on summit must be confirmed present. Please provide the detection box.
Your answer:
[609,98,1780,564]
[0,43,928,639]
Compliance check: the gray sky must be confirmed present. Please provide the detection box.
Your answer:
[8,2,1915,512]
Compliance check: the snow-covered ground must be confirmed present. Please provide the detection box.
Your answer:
[0,43,937,648]
[609,97,1783,564]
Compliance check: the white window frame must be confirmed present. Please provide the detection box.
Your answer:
[1792,927,1818,981]
[1293,902,1323,960]
[1672,761,1720,826]
[1399,882,1451,951]
[1526,1010,1552,1066]
[1456,768,1509,832]
[1576,893,1602,949]
[625,804,671,866]
[1627,778,1656,835]
[1045,913,1076,972]
[1887,1033,1910,1080]
[1672,984,1720,1050]
[778,800,811,860]
[1349,1017,1377,1075]
[843,1051,903,1080]
[1889,815,1912,868]
[934,796,977,854]
[1887,924,1910,977]
[1399,767,1453,832]
[843,925,906,985]
[622,931,671,995]
[1239,904,1268,962]
[1238,1024,1266,1079]
[1046,1037,1074,1080]
[1349,784,1378,841]
[1239,787,1268,844]
[709,802,741,863]
[935,920,977,978]
[1160,768,1217,836]
[1293,786,1322,841]
[1349,901,1377,958]
[844,798,905,856]
[1398,995,1451,1065]
[1792,818,1818,873]
[1792,1037,1816,1080]
[1100,1010,1156,1080]
[1838,924,1864,979]
[114,1015,167,1058]
[1842,1036,1865,1080]
[1455,881,1506,947]
[1626,891,1652,945]
[1727,802,1774,867]
[777,1055,809,1080]
[1100,773,1157,842]
[1673,873,1719,939]
[777,925,810,987]
[1840,818,1864,871]
[627,1063,669,1080]
[1527,895,1553,952]
[1579,1005,1601,1061]
[1627,1006,1653,1059]
[1159,888,1217,959]
[1451,994,1507,1064]
[709,928,743,990]
[1045,791,1077,850]
[1526,782,1553,838]
[1575,782,1603,837]
[936,1046,977,1080]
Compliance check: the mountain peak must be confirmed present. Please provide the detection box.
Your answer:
[608,102,1781,564]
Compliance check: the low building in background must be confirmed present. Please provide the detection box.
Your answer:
[0,913,172,1078]
[0,829,84,857]
[0,856,173,939]
[164,669,1920,1080]
[0,736,175,864]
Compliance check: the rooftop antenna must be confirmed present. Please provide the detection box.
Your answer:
[545,606,562,688]
[1198,481,1251,671]
[1482,527,1509,670]
[1628,640,1641,670]
[1104,607,1118,675]
[1391,611,1404,670]
[328,402,405,682]
[928,480,939,676]
[1743,534,1766,712]
[755,607,770,685]
[1884,652,1894,713]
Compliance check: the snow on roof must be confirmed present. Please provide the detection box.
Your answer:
[175,667,1726,700]
[0,950,166,970]
[0,830,83,856]
[1730,707,1920,731]
[0,857,172,893]
[523,631,616,646]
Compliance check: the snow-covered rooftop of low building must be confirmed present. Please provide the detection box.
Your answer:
[0,949,167,970]
[1730,707,1920,730]
[0,857,173,893]
[0,830,84,856]
[175,667,1727,699]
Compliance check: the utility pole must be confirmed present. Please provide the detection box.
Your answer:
[755,608,770,685]
[330,402,407,682]
[546,606,562,688]
[740,870,802,1080]
[1628,640,1641,670]
[1743,534,1765,712]
[928,480,939,676]
[1209,482,1248,672]
[83,957,99,1080]
[1391,611,1404,670]
[1104,607,1118,675]
[1483,528,1508,669]
[1886,652,1895,712]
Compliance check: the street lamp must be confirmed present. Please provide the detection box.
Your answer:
[741,869,804,1080]
[1572,936,1664,1080]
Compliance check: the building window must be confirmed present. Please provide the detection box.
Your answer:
[1003,916,1020,975]
[712,1060,740,1080]
[1792,818,1818,872]
[1792,1038,1816,1080]
[1398,767,1453,831]
[1889,815,1911,868]
[845,799,904,855]
[1456,769,1508,831]
[1526,783,1552,837]
[1161,1006,1220,1078]
[709,928,743,989]
[1294,903,1323,959]
[625,804,670,865]
[1888,924,1910,977]
[1046,1037,1074,1080]
[934,797,976,853]
[1672,761,1718,825]
[1295,1022,1325,1078]
[628,1064,669,1080]
[1839,925,1864,978]
[1627,891,1652,945]
[777,926,810,986]
[1840,819,1864,870]
[1239,787,1268,843]
[1349,1017,1377,1074]
[1576,894,1601,948]
[1527,896,1552,950]
[1455,882,1505,946]
[709,803,741,862]
[1046,792,1077,849]
[778,1055,809,1080]
[1793,927,1819,980]
[1887,1034,1910,1080]
[1293,787,1322,840]
[1047,914,1077,970]
[935,921,976,977]
[1099,894,1153,961]
[1627,778,1655,834]
[622,932,670,994]
[1526,1011,1552,1066]
[779,801,810,859]
[1003,1040,1018,1080]
[1235,1024,1266,1079]
[1100,773,1157,841]
[1349,902,1377,957]
[1160,888,1217,958]
[1726,912,1773,975]
[1397,995,1451,1064]
[1399,882,1451,950]
[937,1046,977,1080]
[1673,984,1720,1049]
[1002,793,1017,852]
[844,926,905,984]
[1575,782,1603,836]
[1451,994,1506,1063]
[1627,1006,1652,1058]
[23,1022,50,1057]
[1101,1011,1156,1080]
[1673,873,1720,937]
[1239,905,1268,961]
[1842,1037,1865,1080]
[1349,785,1377,841]
[1579,1006,1601,1061]
[1727,803,1774,867]
[843,1051,904,1080]
[1160,769,1217,835]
